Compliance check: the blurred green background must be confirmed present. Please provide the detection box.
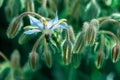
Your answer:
[0,0,120,80]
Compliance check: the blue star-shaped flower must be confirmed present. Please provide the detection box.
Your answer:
[24,12,70,35]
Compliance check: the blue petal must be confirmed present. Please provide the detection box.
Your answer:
[29,15,44,30]
[47,12,58,29]
[24,29,41,34]
[51,24,70,30]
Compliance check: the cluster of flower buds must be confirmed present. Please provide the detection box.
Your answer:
[7,11,70,70]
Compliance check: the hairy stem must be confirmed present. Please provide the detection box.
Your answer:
[99,30,119,46]
[32,34,45,52]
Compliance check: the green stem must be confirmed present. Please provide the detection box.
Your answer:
[99,30,119,46]
[0,52,10,63]
[99,19,120,28]
[32,34,45,52]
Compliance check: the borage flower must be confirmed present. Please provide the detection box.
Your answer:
[23,12,70,68]
[24,12,70,40]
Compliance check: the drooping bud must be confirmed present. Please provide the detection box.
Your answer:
[62,39,72,65]
[11,49,20,68]
[44,39,52,68]
[82,22,89,32]
[7,17,23,39]
[38,6,48,17]
[95,52,105,69]
[68,26,75,43]
[29,51,39,71]
[71,54,81,68]
[84,0,101,20]
[25,0,35,12]
[85,19,98,45]
[73,32,86,53]
[112,44,119,63]
[44,50,52,68]
[18,33,34,45]
[5,0,21,22]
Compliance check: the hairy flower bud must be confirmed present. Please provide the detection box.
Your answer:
[95,52,105,69]
[68,26,75,43]
[44,39,52,68]
[84,0,101,20]
[44,50,52,68]
[73,32,86,53]
[62,39,72,65]
[25,0,35,12]
[85,20,97,45]
[7,17,23,39]
[11,49,20,68]
[82,22,89,32]
[18,33,34,45]
[112,45,119,63]
[29,51,39,71]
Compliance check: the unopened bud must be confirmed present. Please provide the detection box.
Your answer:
[18,33,34,45]
[95,52,105,69]
[11,49,20,68]
[29,51,39,71]
[25,0,35,12]
[38,6,48,17]
[82,22,89,32]
[44,51,52,68]
[68,26,75,43]
[84,0,101,20]
[7,17,23,39]
[73,32,86,53]
[62,39,72,65]
[85,21,97,45]
[112,45,119,63]
[44,39,52,68]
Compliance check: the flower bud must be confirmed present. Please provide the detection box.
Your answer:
[73,32,86,53]
[7,17,23,39]
[85,20,97,45]
[5,0,21,22]
[112,45,119,63]
[62,39,72,65]
[18,33,34,45]
[95,52,105,69]
[44,39,52,68]
[11,49,20,68]
[44,50,52,68]
[82,22,89,32]
[25,0,35,12]
[38,6,48,17]
[29,51,39,71]
[68,26,75,43]
[84,0,101,20]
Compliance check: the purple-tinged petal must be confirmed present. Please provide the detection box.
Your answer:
[28,15,44,30]
[47,12,58,29]
[51,24,70,30]
[24,29,41,34]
